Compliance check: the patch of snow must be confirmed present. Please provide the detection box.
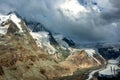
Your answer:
[0,25,9,35]
[68,48,80,53]
[30,31,56,54]
[84,49,101,64]
[10,14,23,32]
[0,15,9,24]
[0,15,10,35]
[0,13,23,34]
[85,49,96,56]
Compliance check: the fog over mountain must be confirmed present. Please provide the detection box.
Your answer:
[0,0,120,43]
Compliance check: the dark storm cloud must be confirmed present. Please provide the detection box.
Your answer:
[0,0,119,43]
[101,0,120,21]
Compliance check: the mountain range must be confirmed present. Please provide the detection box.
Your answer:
[0,12,120,80]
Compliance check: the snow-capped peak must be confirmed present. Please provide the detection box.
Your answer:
[0,13,23,35]
[9,13,23,32]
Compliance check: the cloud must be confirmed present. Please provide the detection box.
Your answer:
[0,0,120,43]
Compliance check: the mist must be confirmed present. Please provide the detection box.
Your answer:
[0,0,120,43]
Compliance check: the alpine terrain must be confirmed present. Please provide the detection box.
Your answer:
[0,0,120,79]
[0,13,109,80]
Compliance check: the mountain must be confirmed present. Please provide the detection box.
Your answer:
[59,49,105,74]
[0,13,105,80]
[27,20,76,58]
[0,13,69,80]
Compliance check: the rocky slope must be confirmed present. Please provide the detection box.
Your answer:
[0,13,70,80]
[0,13,105,80]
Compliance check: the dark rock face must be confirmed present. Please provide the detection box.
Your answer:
[26,21,48,32]
[0,66,4,76]
[98,47,120,60]
[49,32,58,46]
[62,38,75,47]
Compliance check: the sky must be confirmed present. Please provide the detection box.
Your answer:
[0,0,120,43]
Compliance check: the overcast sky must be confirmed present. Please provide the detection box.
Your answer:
[0,0,120,43]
